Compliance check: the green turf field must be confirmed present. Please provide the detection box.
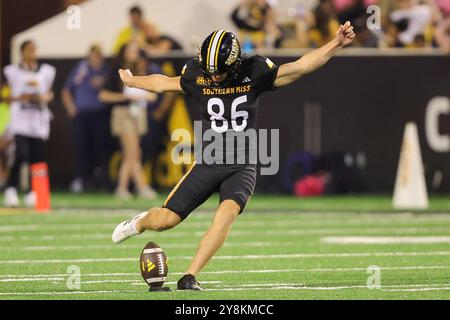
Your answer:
[0,193,449,300]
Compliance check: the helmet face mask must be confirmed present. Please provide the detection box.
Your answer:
[199,30,242,86]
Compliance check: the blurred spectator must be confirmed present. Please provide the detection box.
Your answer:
[337,0,367,24]
[0,85,13,188]
[134,56,176,183]
[0,131,13,188]
[380,0,402,16]
[309,0,340,47]
[62,44,110,193]
[142,24,183,56]
[351,15,380,47]
[226,0,447,50]
[412,33,427,47]
[99,42,157,200]
[390,0,432,46]
[113,6,153,54]
[333,0,377,13]
[2,40,56,207]
[137,59,175,167]
[381,18,407,47]
[231,0,282,49]
[288,6,314,48]
[425,0,444,22]
[435,15,450,52]
[436,0,450,15]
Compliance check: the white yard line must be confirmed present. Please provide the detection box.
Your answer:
[2,226,450,242]
[322,236,450,244]
[82,280,221,285]
[207,282,450,292]
[0,234,113,241]
[52,210,450,217]
[1,283,450,296]
[382,287,450,292]
[181,265,450,274]
[208,251,450,260]
[206,285,450,292]
[221,283,450,289]
[220,283,306,288]
[0,265,448,279]
[0,278,65,282]
[0,257,134,264]
[0,224,115,232]
[0,273,137,279]
[1,241,292,252]
[6,210,448,221]
[0,290,141,296]
[3,216,450,232]
[1,251,450,264]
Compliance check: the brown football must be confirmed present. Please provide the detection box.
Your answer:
[139,241,168,288]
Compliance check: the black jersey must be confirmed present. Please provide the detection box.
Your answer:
[180,55,278,165]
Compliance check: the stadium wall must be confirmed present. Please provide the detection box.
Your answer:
[43,54,450,194]
[10,0,241,62]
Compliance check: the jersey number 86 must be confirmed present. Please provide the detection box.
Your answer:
[207,95,248,133]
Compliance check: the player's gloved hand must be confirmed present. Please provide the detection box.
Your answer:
[336,21,356,47]
[119,69,134,87]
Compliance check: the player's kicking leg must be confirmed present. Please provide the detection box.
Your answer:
[111,164,253,291]
[111,208,181,244]
[112,162,211,244]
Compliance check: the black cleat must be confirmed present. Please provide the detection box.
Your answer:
[177,274,203,291]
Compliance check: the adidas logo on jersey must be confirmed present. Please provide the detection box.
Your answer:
[242,77,251,83]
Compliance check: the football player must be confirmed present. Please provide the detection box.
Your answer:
[3,40,56,208]
[112,21,355,290]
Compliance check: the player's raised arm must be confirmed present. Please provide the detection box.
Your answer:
[118,69,182,93]
[274,21,355,87]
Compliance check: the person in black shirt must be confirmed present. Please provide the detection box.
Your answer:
[112,23,355,290]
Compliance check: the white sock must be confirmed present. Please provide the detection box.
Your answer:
[131,212,147,234]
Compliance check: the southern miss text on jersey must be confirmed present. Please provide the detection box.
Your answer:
[180,55,278,165]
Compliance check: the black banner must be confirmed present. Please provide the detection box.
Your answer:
[43,55,450,193]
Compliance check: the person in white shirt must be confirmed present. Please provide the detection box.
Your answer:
[390,0,432,45]
[3,40,56,207]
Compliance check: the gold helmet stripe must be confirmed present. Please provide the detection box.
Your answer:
[214,31,227,72]
[206,31,219,72]
[208,30,225,73]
